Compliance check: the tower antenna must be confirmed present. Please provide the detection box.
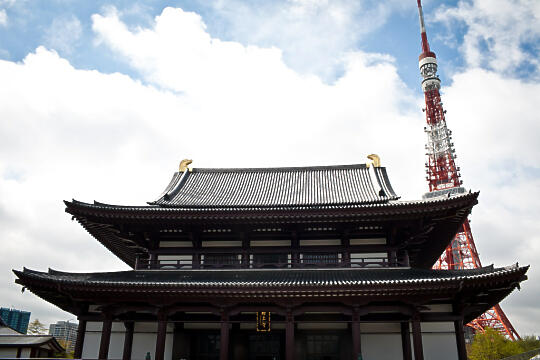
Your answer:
[416,0,521,341]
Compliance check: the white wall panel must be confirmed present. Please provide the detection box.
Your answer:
[423,333,458,360]
[164,333,174,360]
[421,322,454,332]
[86,321,103,332]
[82,331,101,359]
[361,334,402,360]
[112,322,127,332]
[108,332,125,359]
[131,332,157,360]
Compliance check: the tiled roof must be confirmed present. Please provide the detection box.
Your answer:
[13,265,528,323]
[0,335,58,346]
[15,264,527,290]
[150,164,399,208]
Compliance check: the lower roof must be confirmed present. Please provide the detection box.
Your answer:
[14,265,528,323]
[14,264,526,288]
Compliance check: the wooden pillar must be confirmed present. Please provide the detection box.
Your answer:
[74,319,87,359]
[98,315,113,360]
[122,321,134,360]
[400,322,412,360]
[241,231,249,268]
[291,231,299,268]
[351,309,362,360]
[454,319,467,360]
[193,253,201,269]
[390,250,397,267]
[192,232,201,269]
[16,347,21,358]
[342,231,351,267]
[286,311,294,360]
[155,315,168,360]
[220,311,229,360]
[411,317,424,360]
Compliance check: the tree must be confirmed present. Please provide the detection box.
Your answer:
[55,339,74,359]
[468,328,522,360]
[515,335,540,353]
[27,319,47,335]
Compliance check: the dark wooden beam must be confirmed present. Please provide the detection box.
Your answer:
[352,308,362,360]
[454,319,467,360]
[122,321,134,360]
[286,310,294,360]
[155,315,167,360]
[220,311,229,360]
[411,317,424,360]
[74,319,86,359]
[401,322,412,360]
[98,315,113,360]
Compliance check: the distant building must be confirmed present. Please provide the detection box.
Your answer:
[49,321,78,353]
[0,307,31,334]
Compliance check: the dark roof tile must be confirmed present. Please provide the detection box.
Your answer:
[15,264,527,289]
[150,164,399,208]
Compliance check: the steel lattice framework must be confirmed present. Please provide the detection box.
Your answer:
[416,0,520,340]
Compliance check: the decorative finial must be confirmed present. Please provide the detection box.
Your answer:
[366,154,381,168]
[179,159,193,172]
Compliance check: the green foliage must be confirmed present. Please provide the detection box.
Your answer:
[515,335,540,353]
[469,328,540,360]
[56,339,74,358]
[26,319,47,335]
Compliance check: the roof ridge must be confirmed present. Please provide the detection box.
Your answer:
[190,164,369,173]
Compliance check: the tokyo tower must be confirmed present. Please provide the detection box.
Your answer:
[415,0,520,340]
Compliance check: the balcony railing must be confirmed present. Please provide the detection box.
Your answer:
[136,257,395,270]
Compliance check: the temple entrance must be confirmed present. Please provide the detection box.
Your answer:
[305,333,340,360]
[248,333,283,360]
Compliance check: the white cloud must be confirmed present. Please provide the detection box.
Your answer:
[196,0,413,80]
[0,9,7,26]
[435,0,540,77]
[43,15,83,54]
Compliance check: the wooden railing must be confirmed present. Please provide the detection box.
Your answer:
[136,257,396,270]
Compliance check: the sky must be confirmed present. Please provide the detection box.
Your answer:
[1,0,539,336]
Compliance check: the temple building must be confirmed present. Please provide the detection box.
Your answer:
[14,160,528,360]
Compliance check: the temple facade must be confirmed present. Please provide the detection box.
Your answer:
[14,162,528,360]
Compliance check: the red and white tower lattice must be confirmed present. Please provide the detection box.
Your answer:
[415,0,520,340]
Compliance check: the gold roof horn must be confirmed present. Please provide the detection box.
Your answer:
[179,159,193,172]
[366,154,381,168]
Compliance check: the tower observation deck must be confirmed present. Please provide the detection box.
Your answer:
[415,0,520,340]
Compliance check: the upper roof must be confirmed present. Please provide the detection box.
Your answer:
[63,163,479,268]
[149,164,399,209]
